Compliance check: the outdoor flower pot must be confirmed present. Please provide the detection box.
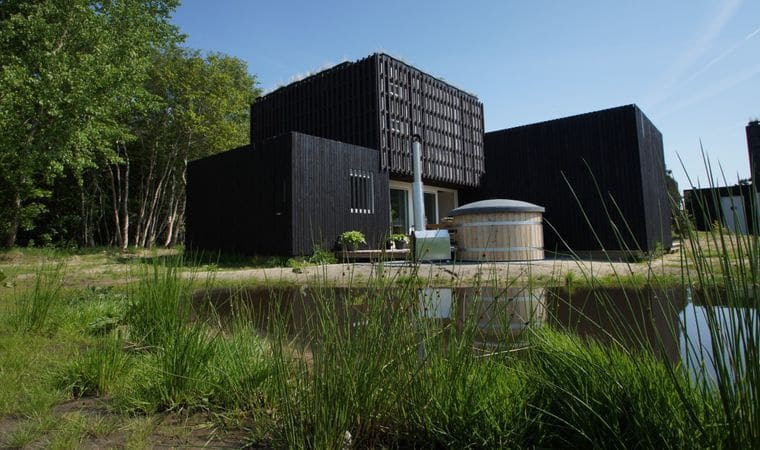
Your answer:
[338,231,366,253]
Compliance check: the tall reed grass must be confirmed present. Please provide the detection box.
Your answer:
[17,157,759,448]
[15,263,65,332]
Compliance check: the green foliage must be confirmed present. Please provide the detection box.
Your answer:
[388,233,409,243]
[308,245,337,265]
[124,258,192,348]
[15,263,65,331]
[208,318,273,410]
[0,2,259,248]
[338,230,366,247]
[59,338,133,398]
[134,322,218,412]
[0,0,181,247]
[520,329,716,448]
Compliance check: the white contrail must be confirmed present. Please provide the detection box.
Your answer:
[680,23,760,87]
[746,25,760,40]
[644,0,744,110]
[657,62,760,118]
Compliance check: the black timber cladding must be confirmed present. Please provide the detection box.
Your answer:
[747,120,760,183]
[289,132,389,255]
[250,53,484,187]
[186,132,389,256]
[186,141,293,255]
[462,104,672,253]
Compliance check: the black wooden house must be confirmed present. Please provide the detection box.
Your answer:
[187,53,482,255]
[463,105,672,255]
[186,54,672,257]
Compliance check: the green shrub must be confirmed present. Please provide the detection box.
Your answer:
[15,263,65,332]
[338,231,366,248]
[133,322,218,412]
[308,245,337,265]
[124,258,192,348]
[58,338,133,398]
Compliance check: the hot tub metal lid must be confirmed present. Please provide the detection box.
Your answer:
[449,199,545,216]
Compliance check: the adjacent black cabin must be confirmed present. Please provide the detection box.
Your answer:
[683,184,757,234]
[462,105,672,254]
[251,53,485,187]
[682,121,760,235]
[186,132,389,255]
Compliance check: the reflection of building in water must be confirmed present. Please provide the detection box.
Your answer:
[549,287,686,365]
[452,287,547,344]
[679,303,758,386]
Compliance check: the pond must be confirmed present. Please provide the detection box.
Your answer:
[194,283,757,385]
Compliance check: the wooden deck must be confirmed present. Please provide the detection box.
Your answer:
[340,248,410,261]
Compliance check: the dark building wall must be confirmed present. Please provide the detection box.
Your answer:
[186,139,294,256]
[463,104,671,253]
[251,59,380,154]
[186,133,389,256]
[635,108,672,252]
[250,53,484,187]
[748,120,760,183]
[290,132,389,255]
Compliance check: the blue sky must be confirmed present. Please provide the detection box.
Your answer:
[172,0,760,191]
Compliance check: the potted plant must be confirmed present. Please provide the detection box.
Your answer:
[389,233,409,250]
[338,230,366,252]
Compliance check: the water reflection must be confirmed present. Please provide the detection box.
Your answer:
[195,284,756,384]
[549,286,758,385]
[679,302,757,385]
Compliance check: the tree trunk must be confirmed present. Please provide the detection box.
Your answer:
[3,188,21,248]
[120,146,130,250]
[164,181,178,247]
[108,164,123,247]
[108,143,130,250]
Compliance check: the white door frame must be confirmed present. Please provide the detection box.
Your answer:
[389,180,458,231]
[720,195,748,234]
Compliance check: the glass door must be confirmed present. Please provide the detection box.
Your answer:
[390,188,409,233]
[424,192,438,226]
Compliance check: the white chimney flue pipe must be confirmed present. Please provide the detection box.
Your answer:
[411,135,425,232]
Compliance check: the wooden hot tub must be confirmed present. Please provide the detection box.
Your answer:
[451,199,545,262]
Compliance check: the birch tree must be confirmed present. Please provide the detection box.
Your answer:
[0,0,179,248]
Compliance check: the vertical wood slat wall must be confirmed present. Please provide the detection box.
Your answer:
[186,132,389,256]
[290,132,389,255]
[634,108,672,252]
[186,140,293,255]
[461,105,672,253]
[250,53,484,188]
[747,121,760,183]
[375,54,484,187]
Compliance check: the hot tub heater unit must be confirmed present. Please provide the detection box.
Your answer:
[410,135,451,261]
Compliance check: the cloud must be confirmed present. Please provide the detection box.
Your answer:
[656,62,760,118]
[747,25,760,40]
[680,23,760,86]
[644,0,744,109]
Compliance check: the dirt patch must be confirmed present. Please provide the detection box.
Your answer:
[0,415,23,444]
[149,413,253,449]
[2,398,254,449]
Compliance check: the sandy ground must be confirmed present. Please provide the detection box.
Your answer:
[201,251,682,286]
[0,245,686,288]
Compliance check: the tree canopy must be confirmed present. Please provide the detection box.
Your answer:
[0,1,259,248]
